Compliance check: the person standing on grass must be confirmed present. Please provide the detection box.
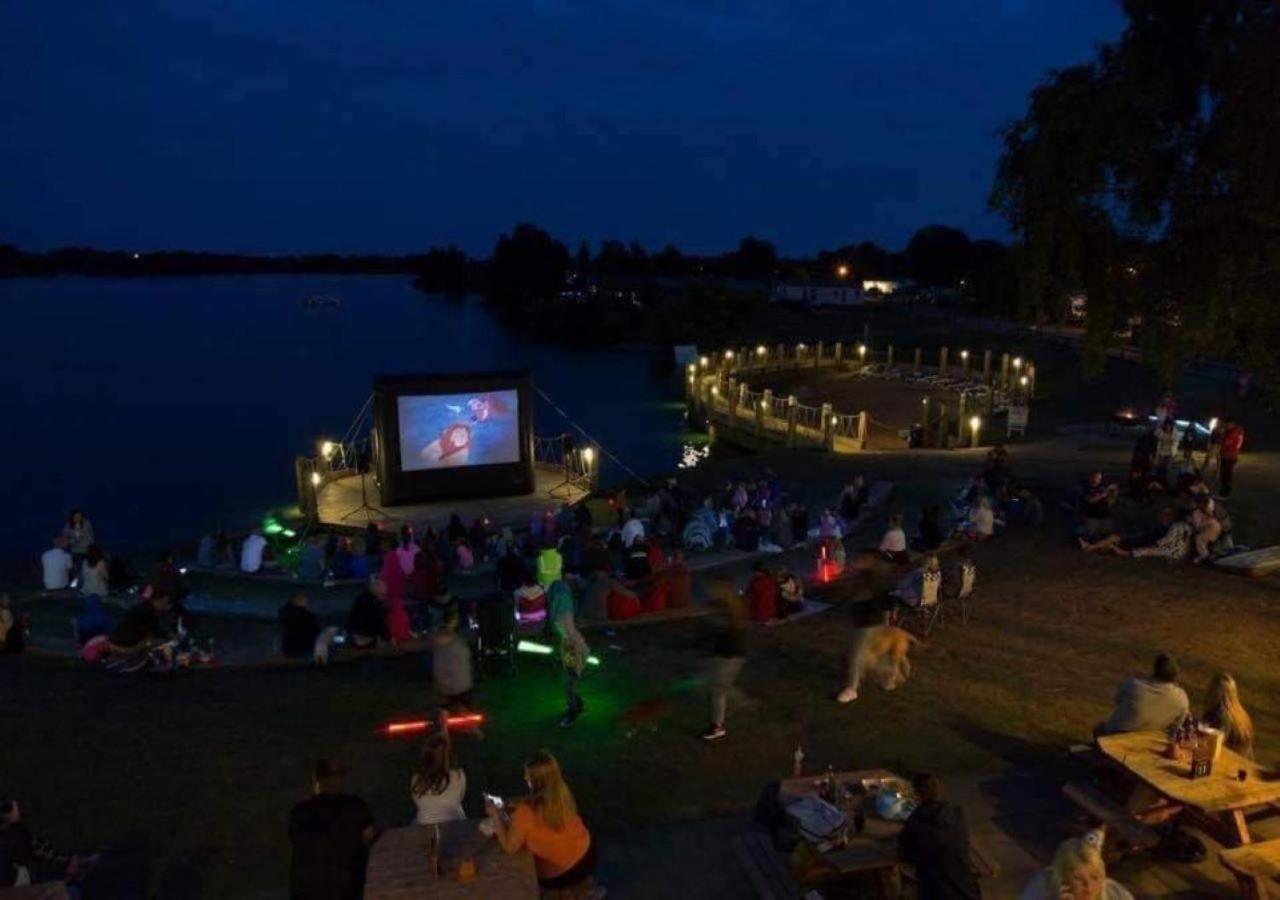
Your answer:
[549,580,589,727]
[1218,418,1244,498]
[289,759,380,900]
[898,774,982,900]
[701,582,747,741]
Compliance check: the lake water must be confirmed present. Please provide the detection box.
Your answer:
[0,275,690,556]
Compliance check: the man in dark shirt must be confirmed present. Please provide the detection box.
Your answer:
[289,760,379,900]
[279,593,320,658]
[108,593,167,651]
[495,545,525,594]
[898,774,982,900]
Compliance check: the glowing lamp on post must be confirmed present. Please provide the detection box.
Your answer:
[699,356,709,367]
[756,345,766,357]
[830,415,838,426]
[969,415,982,447]
[310,471,322,487]
[837,264,849,278]
[581,446,595,470]
[1012,356,1022,370]
[1019,375,1029,387]
[711,385,719,397]
[858,344,867,361]
[724,350,734,360]
[320,440,335,459]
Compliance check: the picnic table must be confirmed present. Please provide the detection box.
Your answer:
[363,820,538,900]
[776,768,911,897]
[1098,732,1280,846]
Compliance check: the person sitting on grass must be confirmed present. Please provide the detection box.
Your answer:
[41,535,73,592]
[1019,831,1133,900]
[80,544,110,597]
[1095,652,1189,738]
[1077,472,1118,540]
[240,528,269,574]
[411,719,467,825]
[431,608,474,711]
[1203,672,1255,760]
[279,593,321,659]
[486,751,597,893]
[838,476,868,526]
[776,568,804,619]
[1189,494,1223,563]
[963,498,995,542]
[1120,515,1191,561]
[107,591,168,657]
[745,562,778,623]
[346,579,389,649]
[289,759,380,900]
[297,536,326,581]
[70,593,111,647]
[878,513,910,564]
[1079,507,1177,556]
[0,797,97,889]
[898,774,982,900]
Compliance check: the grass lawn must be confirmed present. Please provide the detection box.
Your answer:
[5,507,1279,897]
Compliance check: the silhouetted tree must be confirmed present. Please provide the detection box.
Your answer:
[905,225,972,287]
[488,223,570,307]
[729,236,777,282]
[992,0,1280,379]
[413,245,469,296]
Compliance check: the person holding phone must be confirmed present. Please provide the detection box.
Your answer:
[484,751,597,893]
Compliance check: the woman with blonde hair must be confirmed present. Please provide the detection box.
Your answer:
[1203,672,1255,759]
[1019,831,1133,900]
[486,751,597,892]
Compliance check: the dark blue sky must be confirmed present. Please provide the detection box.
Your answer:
[1,1,1123,256]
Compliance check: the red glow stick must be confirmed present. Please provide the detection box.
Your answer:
[379,713,485,737]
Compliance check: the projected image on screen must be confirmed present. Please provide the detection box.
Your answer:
[397,390,521,472]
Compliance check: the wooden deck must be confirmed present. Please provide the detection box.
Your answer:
[315,467,588,530]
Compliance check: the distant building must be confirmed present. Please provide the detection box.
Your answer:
[770,278,912,307]
[772,283,865,306]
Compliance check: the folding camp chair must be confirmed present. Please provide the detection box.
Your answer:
[903,569,944,636]
[956,562,977,623]
[474,592,517,677]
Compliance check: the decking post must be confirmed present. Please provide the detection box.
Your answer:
[815,341,824,368]
[821,402,834,450]
[961,351,970,377]
[833,341,843,365]
[759,389,772,437]
[887,345,895,369]
[956,393,967,443]
[727,377,739,419]
[982,349,992,380]
[914,347,922,373]
[936,403,949,448]
[786,396,798,447]
[857,411,868,450]
[939,347,949,377]
[1000,353,1010,389]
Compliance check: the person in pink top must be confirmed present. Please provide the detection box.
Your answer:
[378,551,413,643]
[394,526,419,576]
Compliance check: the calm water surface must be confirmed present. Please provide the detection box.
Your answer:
[1,275,689,555]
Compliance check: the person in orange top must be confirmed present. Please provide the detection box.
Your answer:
[486,751,597,892]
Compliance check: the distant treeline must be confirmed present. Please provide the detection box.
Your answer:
[0,245,424,278]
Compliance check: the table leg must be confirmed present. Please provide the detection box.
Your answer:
[1228,809,1253,847]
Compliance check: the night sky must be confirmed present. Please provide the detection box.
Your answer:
[2,1,1123,255]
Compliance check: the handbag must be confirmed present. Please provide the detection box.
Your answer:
[785,794,846,844]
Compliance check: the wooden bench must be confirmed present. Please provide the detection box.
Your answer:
[1062,782,1160,854]
[731,831,800,900]
[1222,839,1280,899]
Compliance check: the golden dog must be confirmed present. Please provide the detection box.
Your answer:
[839,625,918,702]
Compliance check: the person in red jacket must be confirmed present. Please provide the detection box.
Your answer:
[745,562,777,623]
[1219,419,1245,498]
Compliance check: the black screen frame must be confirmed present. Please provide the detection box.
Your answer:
[372,370,535,505]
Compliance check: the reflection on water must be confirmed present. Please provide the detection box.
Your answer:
[0,275,688,552]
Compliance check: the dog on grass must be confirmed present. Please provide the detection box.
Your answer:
[837,624,918,703]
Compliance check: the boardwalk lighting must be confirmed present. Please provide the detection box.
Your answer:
[858,344,867,360]
[756,345,766,357]
[310,471,322,486]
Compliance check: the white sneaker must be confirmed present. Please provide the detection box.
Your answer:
[837,687,859,704]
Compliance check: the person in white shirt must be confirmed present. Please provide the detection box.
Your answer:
[620,512,645,549]
[966,498,995,540]
[240,530,268,574]
[41,536,74,591]
[877,514,908,563]
[411,726,467,825]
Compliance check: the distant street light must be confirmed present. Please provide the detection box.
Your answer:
[837,264,849,278]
